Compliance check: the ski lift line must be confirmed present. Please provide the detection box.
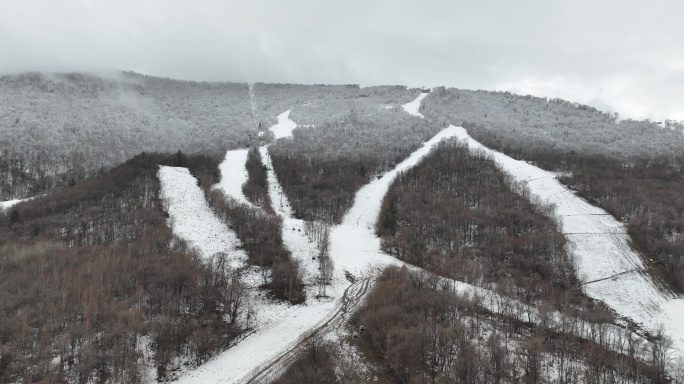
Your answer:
[357,329,394,384]
[362,323,408,384]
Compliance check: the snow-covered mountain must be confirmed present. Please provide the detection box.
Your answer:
[2,73,683,383]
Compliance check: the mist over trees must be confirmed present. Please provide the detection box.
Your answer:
[3,72,684,382]
[422,87,684,160]
[0,72,257,200]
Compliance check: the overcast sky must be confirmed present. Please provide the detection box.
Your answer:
[2,0,683,121]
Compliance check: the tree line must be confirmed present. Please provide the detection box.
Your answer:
[206,189,305,304]
[242,146,274,213]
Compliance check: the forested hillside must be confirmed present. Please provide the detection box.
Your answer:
[422,87,684,159]
[3,72,684,383]
[253,83,418,127]
[0,153,246,383]
[0,72,256,200]
[423,88,684,294]
[269,109,441,223]
[353,266,668,384]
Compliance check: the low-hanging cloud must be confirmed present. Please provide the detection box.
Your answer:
[1,0,682,120]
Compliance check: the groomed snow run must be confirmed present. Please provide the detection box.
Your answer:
[270,110,298,140]
[452,125,684,360]
[214,148,252,206]
[402,92,428,118]
[158,166,247,268]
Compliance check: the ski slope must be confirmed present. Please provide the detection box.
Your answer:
[453,126,684,360]
[176,122,654,383]
[158,166,247,268]
[402,92,429,117]
[269,110,298,140]
[168,106,674,382]
[214,148,252,206]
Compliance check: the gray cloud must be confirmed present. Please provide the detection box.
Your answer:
[1,0,682,120]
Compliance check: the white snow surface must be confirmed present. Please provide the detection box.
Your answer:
[269,110,298,140]
[402,92,428,117]
[158,166,247,268]
[214,148,252,206]
[0,198,28,211]
[452,125,684,359]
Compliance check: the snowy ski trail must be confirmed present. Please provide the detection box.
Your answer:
[402,92,429,117]
[245,278,373,384]
[158,166,247,268]
[253,123,656,378]
[214,148,252,207]
[452,126,684,360]
[269,110,298,140]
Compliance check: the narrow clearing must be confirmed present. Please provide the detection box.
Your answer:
[1,196,38,211]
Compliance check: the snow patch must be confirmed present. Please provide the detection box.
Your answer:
[0,196,38,211]
[270,110,298,140]
[1,199,26,211]
[402,92,428,118]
